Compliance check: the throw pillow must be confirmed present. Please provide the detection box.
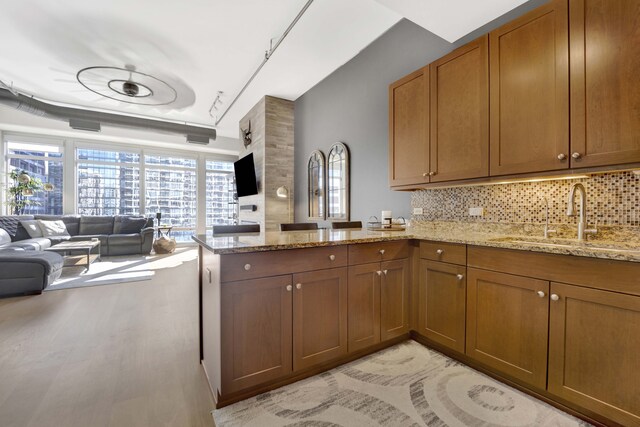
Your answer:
[117,217,148,234]
[37,220,71,238]
[20,220,44,238]
[0,228,11,246]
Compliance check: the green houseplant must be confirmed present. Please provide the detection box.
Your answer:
[5,170,44,215]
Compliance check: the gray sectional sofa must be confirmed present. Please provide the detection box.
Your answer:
[0,215,155,298]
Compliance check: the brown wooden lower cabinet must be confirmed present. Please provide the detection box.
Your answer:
[417,260,466,353]
[293,268,348,371]
[548,282,640,426]
[380,258,410,341]
[220,275,293,393]
[466,268,549,390]
[348,263,381,352]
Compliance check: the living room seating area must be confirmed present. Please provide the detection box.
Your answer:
[0,214,154,297]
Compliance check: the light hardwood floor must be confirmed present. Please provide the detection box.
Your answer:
[0,248,215,427]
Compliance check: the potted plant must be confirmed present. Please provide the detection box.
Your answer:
[5,170,44,215]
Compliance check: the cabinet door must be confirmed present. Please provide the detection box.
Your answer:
[430,36,489,182]
[569,0,640,168]
[417,260,466,353]
[389,67,430,187]
[293,268,348,371]
[221,275,293,393]
[380,258,410,341]
[348,263,381,352]
[466,268,549,389]
[489,0,569,176]
[548,283,640,426]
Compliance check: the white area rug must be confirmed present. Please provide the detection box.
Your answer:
[46,247,196,291]
[213,341,592,427]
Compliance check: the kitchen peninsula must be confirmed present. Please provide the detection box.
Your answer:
[193,226,640,426]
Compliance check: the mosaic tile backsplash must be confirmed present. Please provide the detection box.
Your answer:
[411,171,640,227]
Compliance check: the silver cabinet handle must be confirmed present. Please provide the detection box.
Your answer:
[436,249,444,255]
[572,152,582,159]
[329,254,336,261]
[244,263,251,271]
[383,270,388,275]
[376,271,382,276]
[205,268,212,284]
[537,290,546,298]
[296,283,302,290]
[379,249,385,255]
[422,172,429,177]
[286,285,292,292]
[456,274,464,281]
[428,171,436,176]
[551,294,560,301]
[557,153,566,160]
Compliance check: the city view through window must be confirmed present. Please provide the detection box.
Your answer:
[3,138,235,242]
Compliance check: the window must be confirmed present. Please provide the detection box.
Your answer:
[6,140,64,215]
[76,148,140,216]
[205,160,235,229]
[145,154,197,242]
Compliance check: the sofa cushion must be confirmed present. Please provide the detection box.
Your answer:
[0,250,63,275]
[114,217,147,234]
[0,228,10,246]
[37,220,71,238]
[35,215,81,236]
[21,220,44,238]
[108,233,141,246]
[0,215,34,240]
[79,216,114,235]
[48,236,72,245]
[11,238,52,251]
[69,234,108,248]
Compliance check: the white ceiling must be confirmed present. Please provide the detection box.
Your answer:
[0,0,529,142]
[0,0,400,139]
[373,0,529,43]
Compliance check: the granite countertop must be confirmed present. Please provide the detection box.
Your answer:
[192,224,640,263]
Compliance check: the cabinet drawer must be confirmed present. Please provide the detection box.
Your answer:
[348,240,409,265]
[221,246,348,282]
[420,241,466,265]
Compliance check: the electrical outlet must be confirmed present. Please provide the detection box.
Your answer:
[469,207,484,217]
[413,207,424,215]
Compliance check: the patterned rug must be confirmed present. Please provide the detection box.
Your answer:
[212,341,591,427]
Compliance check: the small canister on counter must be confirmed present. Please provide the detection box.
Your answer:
[381,210,392,229]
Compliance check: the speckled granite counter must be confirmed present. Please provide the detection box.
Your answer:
[192,223,640,263]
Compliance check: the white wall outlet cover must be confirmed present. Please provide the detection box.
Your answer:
[413,207,424,215]
[469,207,484,216]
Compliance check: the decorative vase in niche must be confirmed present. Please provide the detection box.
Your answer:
[153,236,176,254]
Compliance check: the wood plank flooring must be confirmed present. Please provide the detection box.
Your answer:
[0,249,214,427]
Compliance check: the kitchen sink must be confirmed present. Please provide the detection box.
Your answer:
[489,236,640,253]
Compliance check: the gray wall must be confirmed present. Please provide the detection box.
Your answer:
[294,0,547,225]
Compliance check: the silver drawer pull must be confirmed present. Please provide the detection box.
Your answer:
[286,285,292,292]
[376,271,382,276]
[244,263,251,271]
[383,270,388,275]
[456,274,464,281]
[296,283,302,290]
[329,254,336,261]
[379,249,385,255]
[205,268,212,284]
[436,249,444,255]
[551,294,560,301]
[537,291,546,298]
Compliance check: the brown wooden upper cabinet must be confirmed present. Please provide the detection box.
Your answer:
[489,0,570,176]
[389,67,429,187]
[569,0,640,168]
[430,36,489,182]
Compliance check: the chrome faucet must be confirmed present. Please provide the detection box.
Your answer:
[566,183,597,241]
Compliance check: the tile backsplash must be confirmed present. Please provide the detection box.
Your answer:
[411,171,640,226]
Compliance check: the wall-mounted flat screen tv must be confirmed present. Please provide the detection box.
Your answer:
[234,153,258,197]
